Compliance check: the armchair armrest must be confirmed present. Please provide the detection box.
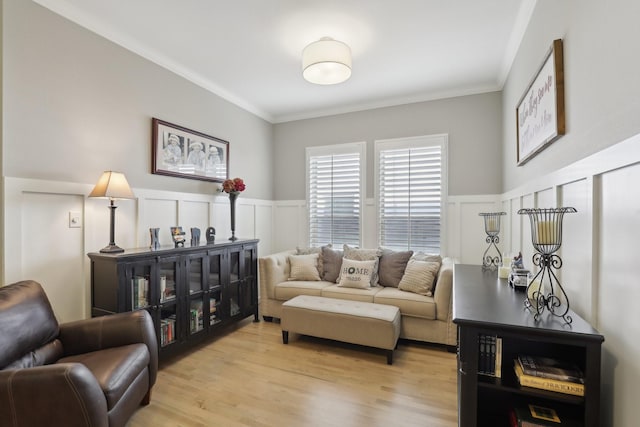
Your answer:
[0,363,108,427]
[59,310,158,387]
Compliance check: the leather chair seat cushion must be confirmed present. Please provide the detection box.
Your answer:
[58,343,150,410]
[374,287,436,319]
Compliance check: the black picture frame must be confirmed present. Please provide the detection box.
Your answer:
[152,118,229,182]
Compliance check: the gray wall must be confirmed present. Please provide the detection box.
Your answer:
[3,0,274,200]
[274,92,502,200]
[502,0,640,190]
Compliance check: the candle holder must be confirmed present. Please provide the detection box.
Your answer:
[479,212,506,270]
[517,207,577,323]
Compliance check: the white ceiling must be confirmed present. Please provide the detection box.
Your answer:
[33,0,536,123]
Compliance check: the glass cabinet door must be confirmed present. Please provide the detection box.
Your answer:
[228,249,241,317]
[157,256,179,348]
[239,245,257,316]
[125,260,153,311]
[208,250,224,325]
[186,254,206,336]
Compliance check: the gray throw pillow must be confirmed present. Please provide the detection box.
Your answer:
[378,249,414,287]
[321,245,343,282]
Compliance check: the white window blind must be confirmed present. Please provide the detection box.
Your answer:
[376,135,447,253]
[307,143,363,247]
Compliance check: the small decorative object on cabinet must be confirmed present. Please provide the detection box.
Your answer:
[518,207,577,323]
[453,264,604,427]
[206,227,216,244]
[478,212,506,269]
[89,239,259,360]
[149,227,160,249]
[190,227,201,246]
[170,226,186,248]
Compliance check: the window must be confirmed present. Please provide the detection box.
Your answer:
[376,135,447,253]
[306,142,365,247]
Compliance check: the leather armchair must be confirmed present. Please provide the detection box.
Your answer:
[0,280,158,427]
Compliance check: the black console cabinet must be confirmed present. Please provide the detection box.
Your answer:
[89,239,259,360]
[453,264,604,427]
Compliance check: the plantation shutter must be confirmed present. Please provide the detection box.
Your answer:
[378,141,444,252]
[308,148,362,247]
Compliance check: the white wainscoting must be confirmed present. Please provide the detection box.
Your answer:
[3,178,274,322]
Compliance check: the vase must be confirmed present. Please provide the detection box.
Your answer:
[228,191,240,241]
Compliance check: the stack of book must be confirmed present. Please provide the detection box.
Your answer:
[513,355,585,396]
[160,315,176,347]
[478,334,502,377]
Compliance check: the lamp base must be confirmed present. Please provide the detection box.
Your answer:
[100,244,125,253]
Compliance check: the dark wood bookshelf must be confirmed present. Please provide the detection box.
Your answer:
[89,239,259,361]
[453,264,604,427]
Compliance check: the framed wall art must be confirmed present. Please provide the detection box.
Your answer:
[152,118,229,182]
[516,39,565,166]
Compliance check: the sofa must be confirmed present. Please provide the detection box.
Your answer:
[259,246,457,348]
[0,280,158,427]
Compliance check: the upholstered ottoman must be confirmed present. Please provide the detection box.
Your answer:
[281,295,401,364]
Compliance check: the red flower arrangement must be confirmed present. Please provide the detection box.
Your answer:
[222,177,246,193]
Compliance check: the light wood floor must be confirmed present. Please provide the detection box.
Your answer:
[127,319,458,427]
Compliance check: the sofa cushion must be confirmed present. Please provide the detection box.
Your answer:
[57,343,149,410]
[338,258,377,289]
[374,287,436,320]
[288,254,321,281]
[321,284,383,303]
[321,246,344,283]
[411,252,443,264]
[274,280,334,301]
[378,249,413,287]
[398,259,441,296]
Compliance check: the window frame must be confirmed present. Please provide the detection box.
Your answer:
[374,134,448,253]
[305,141,366,247]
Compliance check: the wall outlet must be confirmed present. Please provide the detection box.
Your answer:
[69,211,82,228]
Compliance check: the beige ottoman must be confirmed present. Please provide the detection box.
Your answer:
[281,295,401,364]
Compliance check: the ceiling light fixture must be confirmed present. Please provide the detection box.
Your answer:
[302,37,352,85]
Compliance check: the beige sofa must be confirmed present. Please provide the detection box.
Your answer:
[259,250,457,348]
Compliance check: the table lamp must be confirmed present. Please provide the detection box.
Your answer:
[89,171,134,253]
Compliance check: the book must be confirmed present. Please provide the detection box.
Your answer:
[514,362,584,396]
[478,334,501,378]
[517,355,584,384]
[509,403,580,427]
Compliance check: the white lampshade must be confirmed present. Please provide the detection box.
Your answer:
[89,171,134,200]
[302,37,352,85]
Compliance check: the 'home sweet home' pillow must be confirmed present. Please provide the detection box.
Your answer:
[339,245,382,286]
[288,253,321,281]
[337,258,377,289]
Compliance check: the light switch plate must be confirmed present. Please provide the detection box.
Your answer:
[69,211,82,228]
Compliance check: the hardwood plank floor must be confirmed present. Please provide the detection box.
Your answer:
[127,319,458,427]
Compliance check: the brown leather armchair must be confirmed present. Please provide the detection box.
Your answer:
[0,280,158,427]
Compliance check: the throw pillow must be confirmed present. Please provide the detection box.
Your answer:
[296,245,324,277]
[398,259,440,296]
[411,251,443,264]
[337,258,377,289]
[288,253,321,281]
[321,245,344,282]
[378,248,414,287]
[341,244,382,286]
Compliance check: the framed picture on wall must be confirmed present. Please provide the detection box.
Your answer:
[516,39,565,166]
[152,118,229,182]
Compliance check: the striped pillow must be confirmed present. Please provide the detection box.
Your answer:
[398,259,440,296]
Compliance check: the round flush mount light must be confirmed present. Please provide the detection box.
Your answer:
[302,37,352,85]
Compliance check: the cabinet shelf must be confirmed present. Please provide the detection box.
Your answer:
[453,264,604,427]
[89,239,259,361]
